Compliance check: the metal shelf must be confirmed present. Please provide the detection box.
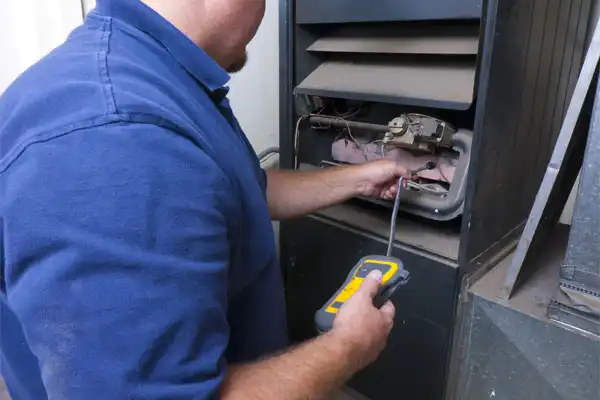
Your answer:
[307,25,480,56]
[295,58,476,110]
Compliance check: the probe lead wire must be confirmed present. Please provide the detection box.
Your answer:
[386,176,403,257]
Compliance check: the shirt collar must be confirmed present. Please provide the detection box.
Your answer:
[95,0,230,93]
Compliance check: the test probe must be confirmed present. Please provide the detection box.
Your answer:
[314,162,436,332]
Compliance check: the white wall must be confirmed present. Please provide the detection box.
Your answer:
[82,0,96,15]
[0,0,83,94]
[228,0,280,154]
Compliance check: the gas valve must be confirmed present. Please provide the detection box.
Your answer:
[383,113,456,153]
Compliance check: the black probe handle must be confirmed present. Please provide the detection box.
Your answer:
[410,161,436,175]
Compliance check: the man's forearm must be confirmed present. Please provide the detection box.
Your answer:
[220,332,361,400]
[265,167,361,220]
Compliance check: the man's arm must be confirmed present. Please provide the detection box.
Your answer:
[223,332,359,399]
[220,271,395,400]
[4,125,237,399]
[5,124,394,399]
[266,161,410,220]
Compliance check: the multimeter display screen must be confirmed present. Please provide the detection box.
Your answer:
[356,262,392,278]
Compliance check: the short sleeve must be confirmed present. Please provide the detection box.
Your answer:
[3,123,238,399]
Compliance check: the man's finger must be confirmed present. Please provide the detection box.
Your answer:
[380,300,396,320]
[395,165,411,178]
[358,270,383,298]
[380,186,394,199]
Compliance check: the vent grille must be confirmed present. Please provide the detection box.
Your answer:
[295,22,480,110]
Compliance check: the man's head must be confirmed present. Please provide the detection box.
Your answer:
[143,0,266,72]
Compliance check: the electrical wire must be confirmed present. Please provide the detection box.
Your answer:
[365,139,387,157]
[294,115,308,170]
[407,181,448,196]
[436,155,451,183]
[310,113,368,160]
[334,105,362,119]
[386,176,404,257]
[340,118,363,152]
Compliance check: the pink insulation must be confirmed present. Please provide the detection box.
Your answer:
[331,139,457,183]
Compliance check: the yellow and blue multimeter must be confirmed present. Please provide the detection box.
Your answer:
[313,168,435,333]
[315,255,410,332]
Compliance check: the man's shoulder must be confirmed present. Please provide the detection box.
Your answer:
[0,15,115,172]
[0,12,212,175]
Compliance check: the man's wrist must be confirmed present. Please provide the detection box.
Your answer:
[319,329,365,378]
[340,164,369,198]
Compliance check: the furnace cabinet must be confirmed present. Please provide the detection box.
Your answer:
[277,0,591,399]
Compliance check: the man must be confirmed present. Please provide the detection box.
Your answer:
[0,0,409,398]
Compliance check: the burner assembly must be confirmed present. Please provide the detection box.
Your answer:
[294,99,472,221]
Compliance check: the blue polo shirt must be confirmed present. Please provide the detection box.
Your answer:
[0,0,287,398]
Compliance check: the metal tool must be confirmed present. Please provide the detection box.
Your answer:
[384,161,437,253]
[314,163,435,332]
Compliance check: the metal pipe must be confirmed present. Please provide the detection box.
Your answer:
[309,115,389,134]
[257,146,280,162]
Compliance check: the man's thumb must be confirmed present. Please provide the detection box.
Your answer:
[359,270,383,298]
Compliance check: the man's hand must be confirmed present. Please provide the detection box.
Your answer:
[220,269,396,400]
[353,159,411,201]
[330,270,395,369]
[265,159,411,220]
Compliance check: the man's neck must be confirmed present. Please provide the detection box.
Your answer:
[140,0,231,70]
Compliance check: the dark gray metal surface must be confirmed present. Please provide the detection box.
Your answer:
[304,197,462,262]
[279,0,295,171]
[563,54,600,298]
[295,0,483,25]
[503,15,600,298]
[282,216,456,400]
[460,0,592,268]
[450,226,600,400]
[456,296,600,400]
[279,1,594,399]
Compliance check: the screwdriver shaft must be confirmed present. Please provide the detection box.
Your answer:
[386,176,403,257]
